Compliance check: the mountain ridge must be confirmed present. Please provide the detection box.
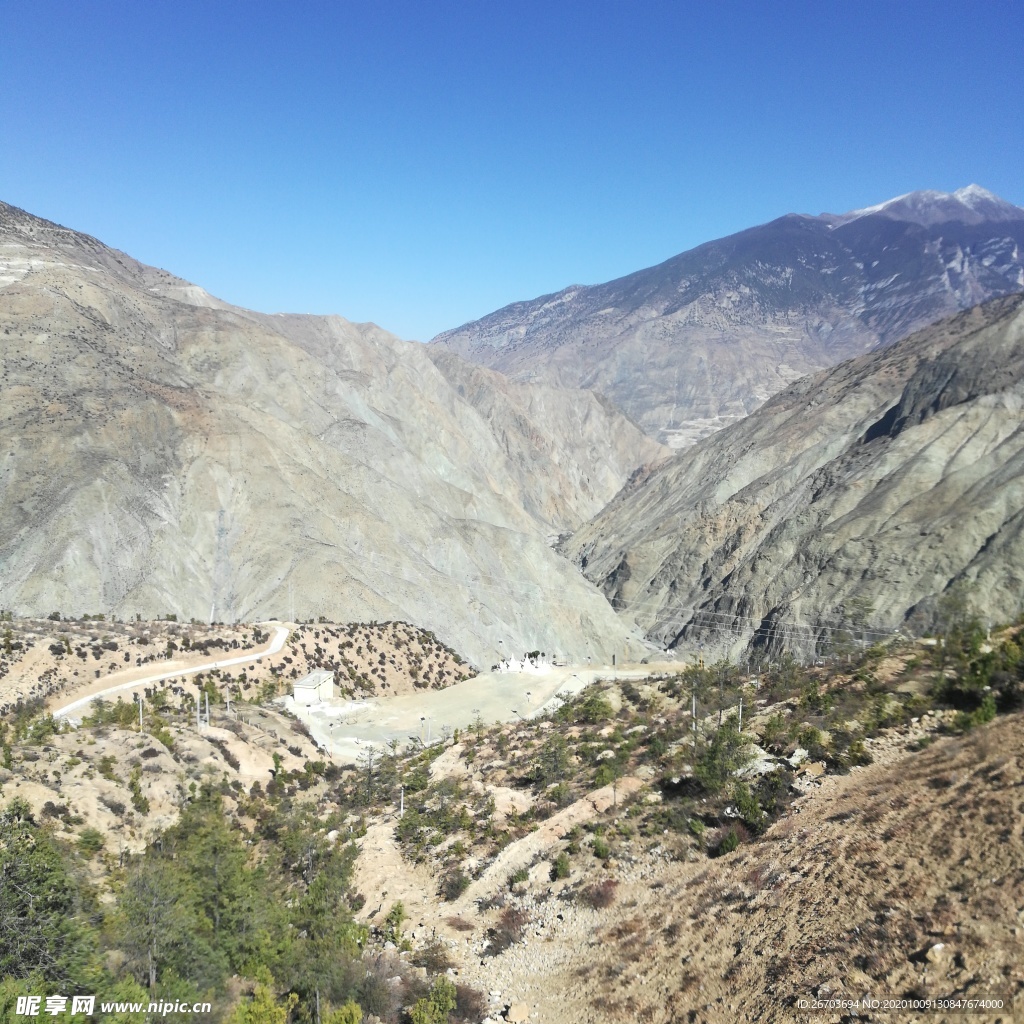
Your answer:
[432,187,1024,446]
[563,292,1024,655]
[0,201,661,665]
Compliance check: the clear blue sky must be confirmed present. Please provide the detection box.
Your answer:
[2,1,1022,340]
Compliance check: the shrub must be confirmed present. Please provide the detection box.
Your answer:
[694,720,751,793]
[507,867,529,888]
[847,738,873,766]
[732,781,766,834]
[485,907,529,956]
[77,828,105,858]
[383,901,405,944]
[548,781,570,806]
[324,1001,362,1024]
[410,977,457,1024]
[411,937,454,973]
[357,970,400,1021]
[100,797,126,817]
[579,879,618,909]
[551,851,571,880]
[128,767,149,815]
[708,824,747,858]
[760,713,788,748]
[441,869,471,901]
[452,985,488,1024]
[592,836,610,860]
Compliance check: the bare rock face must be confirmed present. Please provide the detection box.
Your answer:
[564,294,1024,655]
[433,186,1024,446]
[0,201,656,665]
[426,350,668,534]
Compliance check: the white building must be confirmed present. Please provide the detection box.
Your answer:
[496,653,552,675]
[292,669,335,705]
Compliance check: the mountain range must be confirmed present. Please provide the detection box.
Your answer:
[433,186,1024,447]
[2,186,1023,665]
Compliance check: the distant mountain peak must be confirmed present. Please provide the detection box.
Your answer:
[434,185,1024,445]
[827,185,1024,228]
[955,182,1000,204]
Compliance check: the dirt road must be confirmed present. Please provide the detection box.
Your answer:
[51,624,290,720]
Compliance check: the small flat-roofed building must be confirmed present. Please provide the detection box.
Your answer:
[292,669,335,705]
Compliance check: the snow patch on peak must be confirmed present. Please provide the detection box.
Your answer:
[827,185,1023,229]
[954,183,998,205]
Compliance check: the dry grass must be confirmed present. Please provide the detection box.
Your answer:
[520,712,1024,1024]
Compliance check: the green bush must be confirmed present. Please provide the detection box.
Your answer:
[508,867,529,888]
[77,828,105,858]
[383,901,405,943]
[551,851,570,880]
[591,836,610,860]
[407,974,456,1024]
[694,721,750,793]
[709,827,740,857]
[732,782,766,833]
[128,767,150,815]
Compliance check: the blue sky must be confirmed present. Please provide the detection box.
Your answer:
[2,1,1022,340]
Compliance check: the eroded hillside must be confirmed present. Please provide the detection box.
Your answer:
[566,294,1024,657]
[0,200,659,665]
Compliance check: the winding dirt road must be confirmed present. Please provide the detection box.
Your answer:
[51,624,290,720]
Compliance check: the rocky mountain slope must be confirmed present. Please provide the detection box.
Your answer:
[427,350,666,537]
[433,185,1024,446]
[0,201,661,665]
[565,294,1024,655]
[490,710,1024,1024]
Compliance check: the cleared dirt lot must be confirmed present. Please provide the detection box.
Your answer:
[285,662,664,762]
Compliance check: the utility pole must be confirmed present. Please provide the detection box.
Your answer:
[205,692,210,727]
[738,695,743,734]
[718,674,724,731]
[692,687,697,757]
